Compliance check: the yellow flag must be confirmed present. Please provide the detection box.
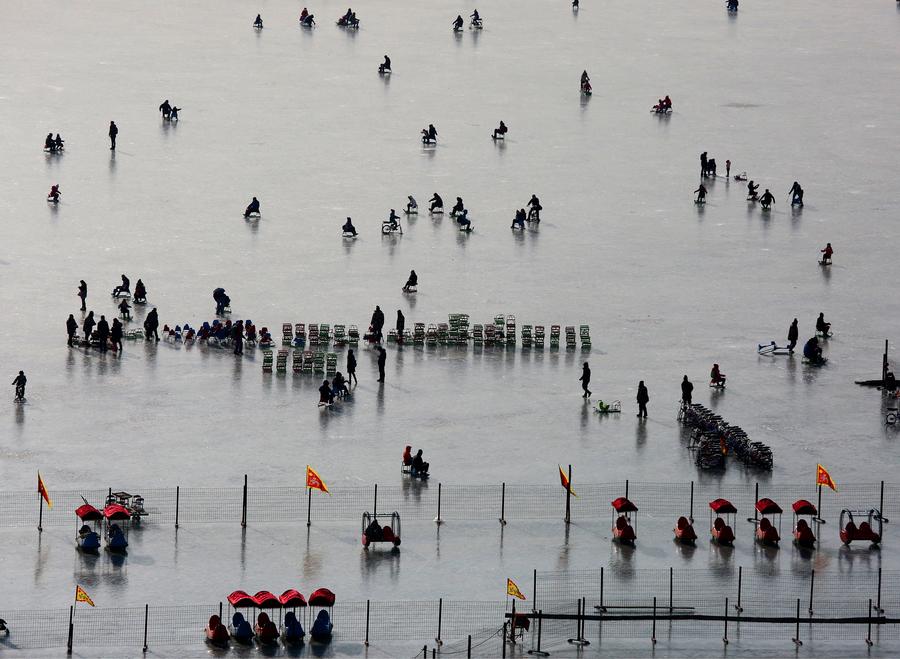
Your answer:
[38,472,52,509]
[558,465,577,497]
[75,585,95,607]
[507,579,526,600]
[816,464,837,491]
[306,465,330,494]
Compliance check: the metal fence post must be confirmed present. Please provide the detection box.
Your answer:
[867,599,874,646]
[365,599,370,646]
[435,483,443,525]
[791,598,802,646]
[723,597,729,645]
[467,634,472,658]
[499,482,507,525]
[651,597,657,645]
[510,599,516,644]
[241,474,248,527]
[689,481,694,522]
[436,598,443,645]
[808,569,815,615]
[735,566,743,613]
[143,603,149,652]
[374,483,378,518]
[502,622,508,657]
[528,610,549,657]
[625,479,629,500]
[533,569,537,613]
[67,605,74,653]
[175,486,180,529]
[876,567,884,614]
[599,566,605,612]
[669,567,674,615]
[219,601,222,620]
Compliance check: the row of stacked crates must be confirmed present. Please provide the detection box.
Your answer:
[280,323,359,348]
[262,349,339,374]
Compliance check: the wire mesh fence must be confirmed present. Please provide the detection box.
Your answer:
[0,593,896,653]
[2,478,895,529]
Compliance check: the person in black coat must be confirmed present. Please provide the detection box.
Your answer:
[111,319,124,353]
[403,270,418,292]
[144,308,160,341]
[396,310,405,344]
[579,362,592,398]
[376,347,386,382]
[371,306,385,341]
[347,349,358,386]
[681,375,693,406]
[82,311,95,342]
[66,314,78,346]
[78,280,87,311]
[232,320,244,355]
[636,381,649,418]
[787,318,799,352]
[96,315,110,352]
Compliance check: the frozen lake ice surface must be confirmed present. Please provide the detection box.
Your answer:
[1,0,900,656]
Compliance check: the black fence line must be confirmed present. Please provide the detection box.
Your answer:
[4,478,895,530]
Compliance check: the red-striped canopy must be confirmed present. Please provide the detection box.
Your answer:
[611,497,638,513]
[308,588,336,607]
[792,499,818,516]
[252,591,281,608]
[279,589,307,607]
[227,590,255,607]
[709,498,737,514]
[755,498,783,515]
[76,504,103,521]
[103,503,131,520]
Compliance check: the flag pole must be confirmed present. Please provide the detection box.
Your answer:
[565,465,572,525]
[306,488,312,527]
[816,484,823,524]
[38,489,43,532]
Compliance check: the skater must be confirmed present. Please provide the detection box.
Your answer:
[376,346,387,382]
[118,298,131,320]
[429,192,444,212]
[342,217,358,236]
[579,362,592,398]
[820,242,833,264]
[788,181,804,206]
[725,160,731,178]
[759,188,775,209]
[403,270,418,292]
[66,314,78,346]
[636,381,649,418]
[527,194,542,221]
[694,183,707,204]
[96,315,110,352]
[159,100,172,119]
[492,121,508,139]
[244,196,260,218]
[144,308,160,341]
[12,371,26,401]
[82,311,96,342]
[816,312,831,336]
[108,121,118,150]
[681,375,694,405]
[787,318,799,352]
[347,348,358,385]
[370,305,385,340]
[396,310,405,344]
[77,280,87,311]
[170,106,180,121]
[111,318,124,353]
[232,320,244,355]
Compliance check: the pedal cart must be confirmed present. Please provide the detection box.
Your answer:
[753,498,782,547]
[839,508,883,547]
[611,497,638,545]
[361,511,401,549]
[709,498,736,545]
[791,499,818,548]
[674,515,697,545]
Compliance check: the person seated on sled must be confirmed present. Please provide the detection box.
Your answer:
[816,312,831,336]
[820,242,833,264]
[470,9,481,25]
[759,188,775,209]
[133,279,147,302]
[429,192,443,211]
[403,269,418,292]
[527,194,542,220]
[300,8,309,21]
[403,445,413,466]
[747,180,759,200]
[319,379,334,405]
[456,209,472,231]
[244,320,256,342]
[244,196,260,218]
[342,217,357,236]
[54,133,65,150]
[301,13,315,26]
[118,298,131,320]
[511,208,526,229]
[710,364,726,387]
[727,0,739,9]
[379,55,391,73]
[452,14,464,30]
[653,98,665,112]
[663,95,672,110]
[45,133,56,152]
[422,124,437,144]
[405,195,418,213]
[803,336,824,364]
[254,14,263,28]
[332,372,349,398]
[48,184,61,202]
[493,121,508,139]
[348,11,359,26]
[113,274,130,296]
[412,449,430,475]
[451,197,465,217]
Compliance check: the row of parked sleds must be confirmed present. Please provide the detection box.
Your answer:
[610,496,883,549]
[75,492,147,554]
[207,588,335,648]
